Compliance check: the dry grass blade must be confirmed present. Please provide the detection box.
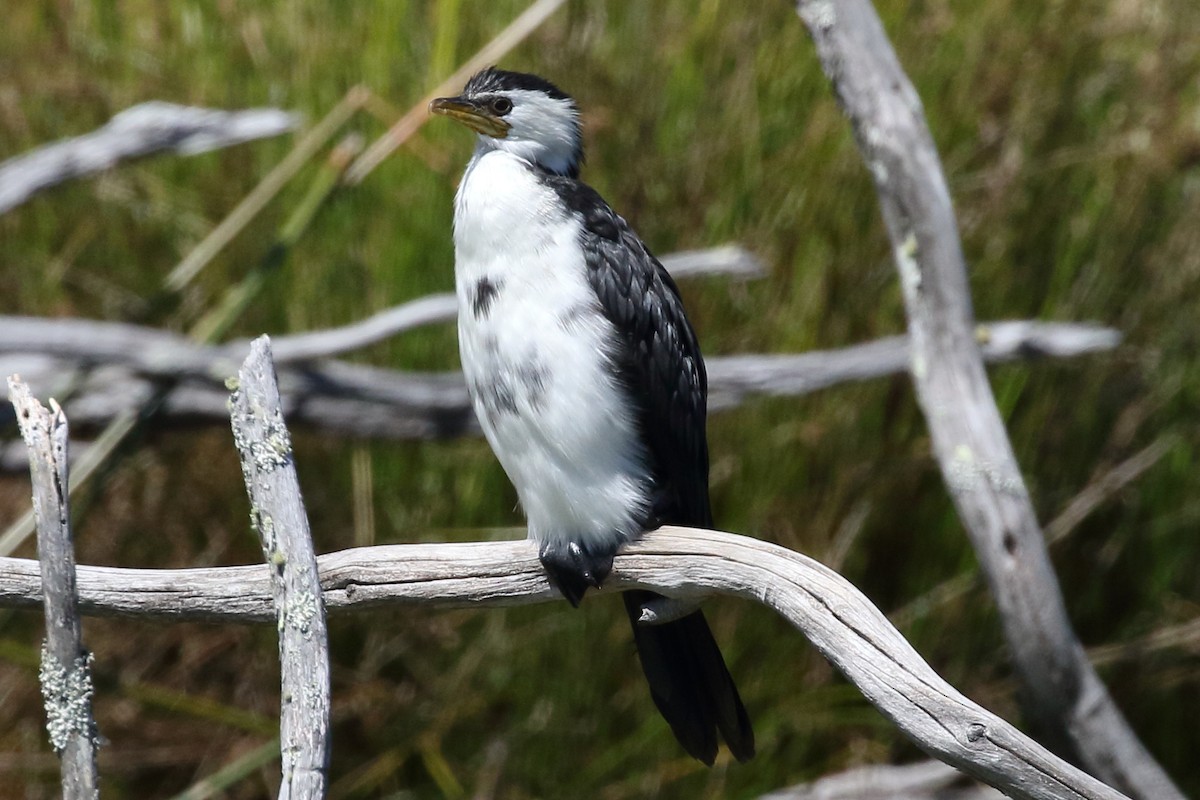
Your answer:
[890,435,1175,628]
[344,0,569,184]
[165,87,369,292]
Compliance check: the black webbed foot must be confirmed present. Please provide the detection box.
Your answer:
[538,539,617,607]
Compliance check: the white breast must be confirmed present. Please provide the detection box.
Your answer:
[452,149,650,547]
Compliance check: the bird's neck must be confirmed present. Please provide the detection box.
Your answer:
[473,136,579,179]
[454,149,560,269]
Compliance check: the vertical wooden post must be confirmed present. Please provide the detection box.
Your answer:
[228,338,330,799]
[8,377,100,799]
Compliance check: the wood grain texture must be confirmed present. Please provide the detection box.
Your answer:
[8,378,99,799]
[792,3,1181,797]
[229,338,330,800]
[0,528,1127,800]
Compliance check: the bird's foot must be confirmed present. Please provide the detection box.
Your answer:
[538,539,616,607]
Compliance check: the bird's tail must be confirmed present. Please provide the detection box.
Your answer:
[621,590,755,765]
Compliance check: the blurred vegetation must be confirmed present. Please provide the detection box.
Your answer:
[2,0,1198,797]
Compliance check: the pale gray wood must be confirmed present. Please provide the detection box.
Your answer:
[7,378,99,799]
[228,337,329,800]
[0,319,1119,448]
[792,2,1180,797]
[0,102,298,214]
[759,759,1002,800]
[263,245,762,362]
[657,244,766,281]
[0,245,756,373]
[0,528,1127,800]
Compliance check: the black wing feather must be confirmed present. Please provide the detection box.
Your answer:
[540,172,754,764]
[542,175,711,528]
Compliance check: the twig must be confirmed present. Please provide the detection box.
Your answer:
[0,527,1126,800]
[7,378,99,799]
[792,3,1180,796]
[228,338,330,800]
[0,102,298,215]
[268,293,458,363]
[759,759,1002,800]
[655,244,767,282]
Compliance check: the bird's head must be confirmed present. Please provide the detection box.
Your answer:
[430,67,583,178]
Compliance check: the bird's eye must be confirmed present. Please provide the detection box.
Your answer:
[490,97,513,116]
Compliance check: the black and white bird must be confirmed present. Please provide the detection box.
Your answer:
[430,67,754,765]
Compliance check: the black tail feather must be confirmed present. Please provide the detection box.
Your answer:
[622,590,755,764]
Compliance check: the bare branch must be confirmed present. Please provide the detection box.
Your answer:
[759,760,1002,800]
[228,338,329,799]
[706,320,1119,407]
[0,527,1126,800]
[255,244,763,362]
[268,294,458,363]
[0,319,1120,448]
[0,245,763,372]
[657,244,766,282]
[0,102,299,214]
[7,378,98,799]
[793,3,1180,796]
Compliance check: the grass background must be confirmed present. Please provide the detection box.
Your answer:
[2,0,1198,797]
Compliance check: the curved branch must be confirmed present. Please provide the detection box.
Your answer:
[0,528,1124,800]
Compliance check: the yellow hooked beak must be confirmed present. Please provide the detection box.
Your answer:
[428,96,510,138]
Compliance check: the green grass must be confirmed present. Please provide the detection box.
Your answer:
[2,0,1199,797]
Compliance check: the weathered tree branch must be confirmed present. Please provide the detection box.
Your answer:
[228,338,329,799]
[0,243,761,381]
[7,379,99,799]
[0,319,1120,449]
[792,3,1180,797]
[759,759,1002,800]
[0,527,1126,800]
[0,102,299,214]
